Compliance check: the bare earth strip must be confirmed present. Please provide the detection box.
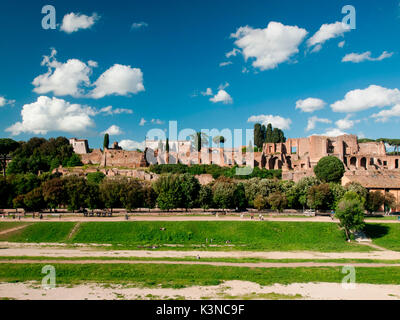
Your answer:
[4,216,399,223]
[2,259,400,268]
[0,225,30,235]
[1,245,400,260]
[1,281,400,300]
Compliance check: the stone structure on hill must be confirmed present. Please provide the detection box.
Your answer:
[69,138,89,154]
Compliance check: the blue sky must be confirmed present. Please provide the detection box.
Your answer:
[1,0,400,149]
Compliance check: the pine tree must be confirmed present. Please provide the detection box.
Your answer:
[266,124,273,143]
[278,129,286,143]
[103,134,109,150]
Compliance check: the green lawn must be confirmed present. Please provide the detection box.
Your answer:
[0,222,75,243]
[69,221,370,252]
[365,223,400,251]
[1,263,400,287]
[0,222,28,232]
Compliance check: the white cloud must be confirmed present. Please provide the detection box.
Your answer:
[6,96,95,135]
[226,48,240,58]
[119,139,144,151]
[338,40,345,48]
[319,128,347,137]
[60,13,99,33]
[219,61,233,67]
[139,118,146,126]
[102,125,123,136]
[247,114,292,130]
[295,98,326,113]
[91,64,145,99]
[371,104,400,122]
[210,90,233,104]
[32,49,92,97]
[307,21,350,50]
[0,96,15,107]
[230,21,307,71]
[99,106,133,115]
[306,116,331,131]
[335,115,359,130]
[88,60,98,67]
[131,22,148,30]
[201,88,213,96]
[342,51,394,63]
[331,85,400,112]
[151,119,164,125]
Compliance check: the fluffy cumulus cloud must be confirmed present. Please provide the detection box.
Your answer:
[306,116,331,131]
[248,114,292,130]
[0,96,15,107]
[60,12,99,33]
[99,106,133,115]
[201,88,213,96]
[32,49,92,97]
[342,51,394,63]
[319,128,347,137]
[331,85,400,113]
[101,125,123,136]
[230,21,307,71]
[119,140,144,151]
[210,90,233,104]
[6,96,95,136]
[335,115,359,130]
[91,64,145,99]
[307,21,350,50]
[371,104,400,122]
[295,98,326,113]
[338,40,345,48]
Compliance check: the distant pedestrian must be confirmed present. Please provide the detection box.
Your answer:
[196,255,200,260]
[40,213,43,220]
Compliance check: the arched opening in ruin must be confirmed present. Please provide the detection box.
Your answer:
[276,159,283,170]
[350,157,357,167]
[378,159,382,166]
[370,158,374,166]
[396,159,399,169]
[360,157,367,169]
[286,156,292,169]
[268,157,276,170]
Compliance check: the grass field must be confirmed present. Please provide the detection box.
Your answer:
[70,221,370,252]
[2,221,400,252]
[0,222,75,243]
[1,263,400,287]
[366,223,400,251]
[0,221,373,251]
[0,222,28,232]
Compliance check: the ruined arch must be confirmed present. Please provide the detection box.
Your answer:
[360,157,367,169]
[350,157,357,167]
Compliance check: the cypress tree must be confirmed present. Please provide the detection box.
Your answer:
[103,134,109,150]
[166,138,170,153]
[254,124,263,149]
[261,124,267,143]
[278,129,286,143]
[266,124,273,143]
[272,128,280,143]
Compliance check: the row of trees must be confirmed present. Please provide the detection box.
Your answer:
[1,170,395,214]
[254,123,286,149]
[0,137,82,177]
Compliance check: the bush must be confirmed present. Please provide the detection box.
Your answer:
[366,191,385,213]
[86,172,106,184]
[23,187,46,212]
[267,192,287,212]
[152,174,185,211]
[120,180,144,211]
[314,156,345,183]
[99,178,126,211]
[198,185,213,210]
[307,183,332,210]
[345,182,368,200]
[253,194,268,211]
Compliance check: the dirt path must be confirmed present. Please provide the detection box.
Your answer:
[0,224,30,235]
[2,216,398,223]
[1,280,400,300]
[1,258,400,268]
[1,245,400,260]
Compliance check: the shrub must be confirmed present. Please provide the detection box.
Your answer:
[253,194,268,211]
[314,156,345,183]
[366,191,385,213]
[267,192,287,212]
[86,172,106,184]
[307,183,332,210]
[198,185,213,210]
